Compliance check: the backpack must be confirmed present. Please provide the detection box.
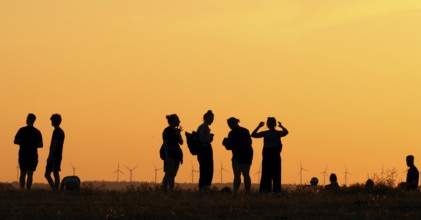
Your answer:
[185,131,200,155]
[159,143,165,160]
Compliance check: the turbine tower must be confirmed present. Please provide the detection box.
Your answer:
[190,163,199,183]
[218,162,228,184]
[153,163,162,183]
[125,165,138,183]
[113,163,124,182]
[70,162,77,176]
[255,165,261,184]
[298,161,308,185]
[344,165,352,186]
[320,165,328,186]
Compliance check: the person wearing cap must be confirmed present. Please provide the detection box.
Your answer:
[223,117,253,193]
[251,117,289,192]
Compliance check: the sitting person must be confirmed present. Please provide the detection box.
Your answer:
[60,176,81,191]
[405,155,419,190]
[325,173,340,191]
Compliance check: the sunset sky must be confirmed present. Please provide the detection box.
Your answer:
[1,1,421,186]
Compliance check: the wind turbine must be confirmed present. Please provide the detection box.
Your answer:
[320,165,328,186]
[298,161,308,185]
[153,163,162,183]
[70,162,78,176]
[255,165,261,184]
[125,165,138,183]
[113,163,124,182]
[190,162,199,183]
[344,165,352,186]
[218,162,228,184]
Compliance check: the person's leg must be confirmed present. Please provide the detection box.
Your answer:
[207,148,214,187]
[168,160,180,191]
[53,171,60,191]
[19,169,27,190]
[272,156,281,192]
[242,164,251,193]
[197,153,205,190]
[232,161,241,192]
[162,161,170,192]
[45,171,55,190]
[260,152,271,192]
[27,170,34,190]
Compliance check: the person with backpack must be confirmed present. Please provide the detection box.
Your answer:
[222,117,253,193]
[197,110,214,191]
[161,114,183,192]
[251,117,288,192]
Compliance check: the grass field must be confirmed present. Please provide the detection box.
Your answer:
[1,182,421,219]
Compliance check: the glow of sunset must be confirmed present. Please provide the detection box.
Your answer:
[1,1,421,186]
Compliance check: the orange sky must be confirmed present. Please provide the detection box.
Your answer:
[1,1,421,186]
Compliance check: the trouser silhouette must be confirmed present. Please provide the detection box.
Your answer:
[259,148,281,192]
[198,146,213,189]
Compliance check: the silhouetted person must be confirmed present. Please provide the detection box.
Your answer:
[365,178,374,188]
[222,117,253,193]
[251,117,288,192]
[405,155,419,190]
[310,177,319,187]
[45,114,65,191]
[60,176,80,191]
[197,110,214,191]
[325,173,340,191]
[14,113,43,191]
[161,114,183,192]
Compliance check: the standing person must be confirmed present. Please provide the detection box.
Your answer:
[405,155,419,190]
[251,117,288,192]
[14,113,43,191]
[45,114,65,191]
[222,117,253,193]
[197,110,214,191]
[161,114,183,192]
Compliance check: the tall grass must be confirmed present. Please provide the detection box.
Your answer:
[1,182,421,220]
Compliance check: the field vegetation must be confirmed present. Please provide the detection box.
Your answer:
[1,182,421,219]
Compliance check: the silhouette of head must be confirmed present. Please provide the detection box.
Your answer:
[26,113,36,126]
[310,177,319,186]
[227,117,239,129]
[166,114,180,127]
[203,110,214,125]
[329,173,337,183]
[406,155,415,167]
[365,178,374,188]
[266,117,276,129]
[50,114,62,126]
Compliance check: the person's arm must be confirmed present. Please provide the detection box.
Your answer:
[37,131,43,148]
[278,122,289,137]
[176,126,183,145]
[222,132,232,150]
[162,139,169,160]
[14,130,21,145]
[251,122,265,138]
